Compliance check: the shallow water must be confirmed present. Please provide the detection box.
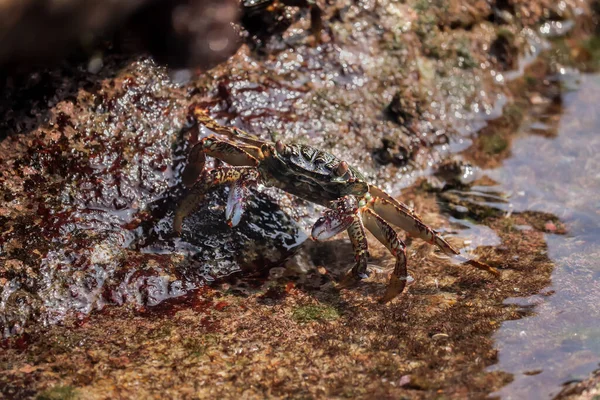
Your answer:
[484,72,600,399]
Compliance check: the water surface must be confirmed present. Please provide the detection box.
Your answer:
[486,72,600,399]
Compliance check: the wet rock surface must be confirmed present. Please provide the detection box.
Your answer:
[1,0,599,398]
[0,58,306,338]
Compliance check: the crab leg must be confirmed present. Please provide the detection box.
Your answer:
[361,208,408,303]
[311,196,370,282]
[369,197,499,276]
[191,106,266,149]
[369,197,455,253]
[369,185,421,218]
[174,167,258,233]
[346,217,370,281]
[182,136,259,187]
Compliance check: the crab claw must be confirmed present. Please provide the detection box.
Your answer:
[225,180,246,227]
[312,213,355,241]
[225,171,258,227]
[311,196,358,241]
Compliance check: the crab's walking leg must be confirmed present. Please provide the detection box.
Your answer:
[310,5,323,38]
[345,217,370,281]
[311,196,370,284]
[313,215,370,286]
[369,185,421,218]
[369,197,499,276]
[191,106,265,148]
[174,167,258,234]
[361,208,408,303]
[182,136,259,187]
[369,197,454,253]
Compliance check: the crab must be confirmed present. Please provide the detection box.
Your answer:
[174,106,499,302]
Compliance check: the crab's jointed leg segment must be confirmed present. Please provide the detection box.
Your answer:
[191,106,265,149]
[346,216,370,281]
[174,167,258,233]
[369,197,499,276]
[369,197,457,255]
[369,185,421,218]
[182,136,259,187]
[312,197,371,285]
[361,207,408,303]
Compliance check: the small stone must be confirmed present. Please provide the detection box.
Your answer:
[529,93,545,105]
[399,375,411,387]
[544,221,557,232]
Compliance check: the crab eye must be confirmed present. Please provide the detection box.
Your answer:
[335,161,349,177]
[275,140,285,154]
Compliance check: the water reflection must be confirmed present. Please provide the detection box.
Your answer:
[485,73,600,399]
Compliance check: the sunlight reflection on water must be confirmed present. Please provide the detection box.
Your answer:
[486,73,600,399]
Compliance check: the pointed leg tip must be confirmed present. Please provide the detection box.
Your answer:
[380,276,407,303]
[190,104,209,115]
[338,272,361,288]
[226,219,241,228]
[379,290,398,304]
[466,259,501,277]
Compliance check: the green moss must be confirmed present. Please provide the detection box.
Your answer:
[580,36,600,70]
[414,0,439,42]
[413,0,431,12]
[147,324,173,339]
[524,75,537,86]
[46,333,85,354]
[183,334,220,357]
[503,102,525,127]
[583,36,600,55]
[182,338,206,357]
[498,218,517,233]
[480,132,508,154]
[292,304,340,323]
[37,386,78,400]
[456,40,477,69]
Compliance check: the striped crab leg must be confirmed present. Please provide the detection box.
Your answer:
[182,136,259,187]
[311,196,369,281]
[360,208,409,302]
[368,197,500,276]
[174,166,260,234]
[190,105,266,149]
[177,122,263,234]
[311,196,409,302]
[369,185,422,219]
